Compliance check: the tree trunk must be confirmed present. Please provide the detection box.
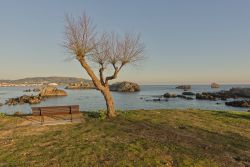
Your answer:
[101,88,116,118]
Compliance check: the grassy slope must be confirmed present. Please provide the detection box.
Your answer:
[0,109,250,167]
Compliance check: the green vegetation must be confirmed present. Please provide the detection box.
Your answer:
[0,109,249,167]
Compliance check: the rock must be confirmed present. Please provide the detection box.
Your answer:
[225,100,250,108]
[177,95,193,100]
[247,110,250,112]
[28,96,43,104]
[145,98,168,102]
[196,88,250,101]
[33,88,41,92]
[163,93,177,98]
[228,88,250,98]
[176,85,191,90]
[196,93,216,101]
[110,82,140,92]
[0,103,3,107]
[23,89,32,92]
[39,86,67,97]
[153,98,161,102]
[24,88,40,92]
[5,95,43,105]
[211,83,220,89]
[65,82,95,89]
[182,92,195,96]
[163,93,193,100]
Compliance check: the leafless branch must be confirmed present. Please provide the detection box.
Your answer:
[63,13,145,87]
[64,13,96,60]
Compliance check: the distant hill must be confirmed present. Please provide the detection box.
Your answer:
[0,77,92,85]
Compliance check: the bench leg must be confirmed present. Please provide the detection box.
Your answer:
[41,116,44,125]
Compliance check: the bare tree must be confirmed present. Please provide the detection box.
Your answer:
[64,13,145,118]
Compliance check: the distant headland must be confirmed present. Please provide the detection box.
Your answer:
[0,77,91,87]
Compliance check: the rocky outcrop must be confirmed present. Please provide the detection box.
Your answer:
[163,93,193,100]
[145,98,168,102]
[23,89,32,92]
[176,85,191,90]
[110,82,140,92]
[23,88,40,92]
[196,93,216,101]
[196,88,250,101]
[228,88,250,98]
[163,93,177,98]
[39,86,67,97]
[177,95,193,100]
[5,95,43,105]
[225,100,250,108]
[182,92,195,96]
[211,83,220,88]
[65,82,95,89]
[33,88,41,92]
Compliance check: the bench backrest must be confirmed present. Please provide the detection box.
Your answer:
[32,105,80,116]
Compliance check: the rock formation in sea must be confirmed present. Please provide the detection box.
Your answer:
[5,86,68,105]
[196,93,217,101]
[5,95,43,105]
[33,88,41,92]
[65,82,95,89]
[163,93,177,98]
[182,92,195,96]
[163,93,193,100]
[23,89,32,92]
[176,85,191,90]
[23,88,40,92]
[211,83,220,88]
[225,100,250,108]
[196,88,250,101]
[176,95,193,100]
[110,82,140,92]
[228,88,250,98]
[39,86,67,97]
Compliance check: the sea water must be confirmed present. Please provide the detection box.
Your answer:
[0,85,249,114]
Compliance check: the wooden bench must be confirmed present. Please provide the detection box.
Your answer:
[31,105,80,125]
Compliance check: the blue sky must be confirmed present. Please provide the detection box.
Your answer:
[0,0,249,84]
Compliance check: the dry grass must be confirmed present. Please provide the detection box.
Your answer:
[0,109,249,167]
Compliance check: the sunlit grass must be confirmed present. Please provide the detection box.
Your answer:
[0,109,249,166]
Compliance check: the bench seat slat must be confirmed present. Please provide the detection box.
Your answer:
[31,105,80,116]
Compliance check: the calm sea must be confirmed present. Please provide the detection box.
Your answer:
[0,85,250,114]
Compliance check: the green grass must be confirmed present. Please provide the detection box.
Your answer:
[0,109,250,167]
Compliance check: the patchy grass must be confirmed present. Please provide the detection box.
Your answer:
[0,109,250,167]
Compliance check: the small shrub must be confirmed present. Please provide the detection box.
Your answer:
[98,109,106,120]
[0,113,6,118]
[86,110,107,119]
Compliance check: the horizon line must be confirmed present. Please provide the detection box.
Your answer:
[0,76,249,85]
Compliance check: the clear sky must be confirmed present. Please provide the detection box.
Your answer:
[0,0,249,84]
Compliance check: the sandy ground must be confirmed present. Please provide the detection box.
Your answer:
[0,113,85,139]
[18,113,84,126]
